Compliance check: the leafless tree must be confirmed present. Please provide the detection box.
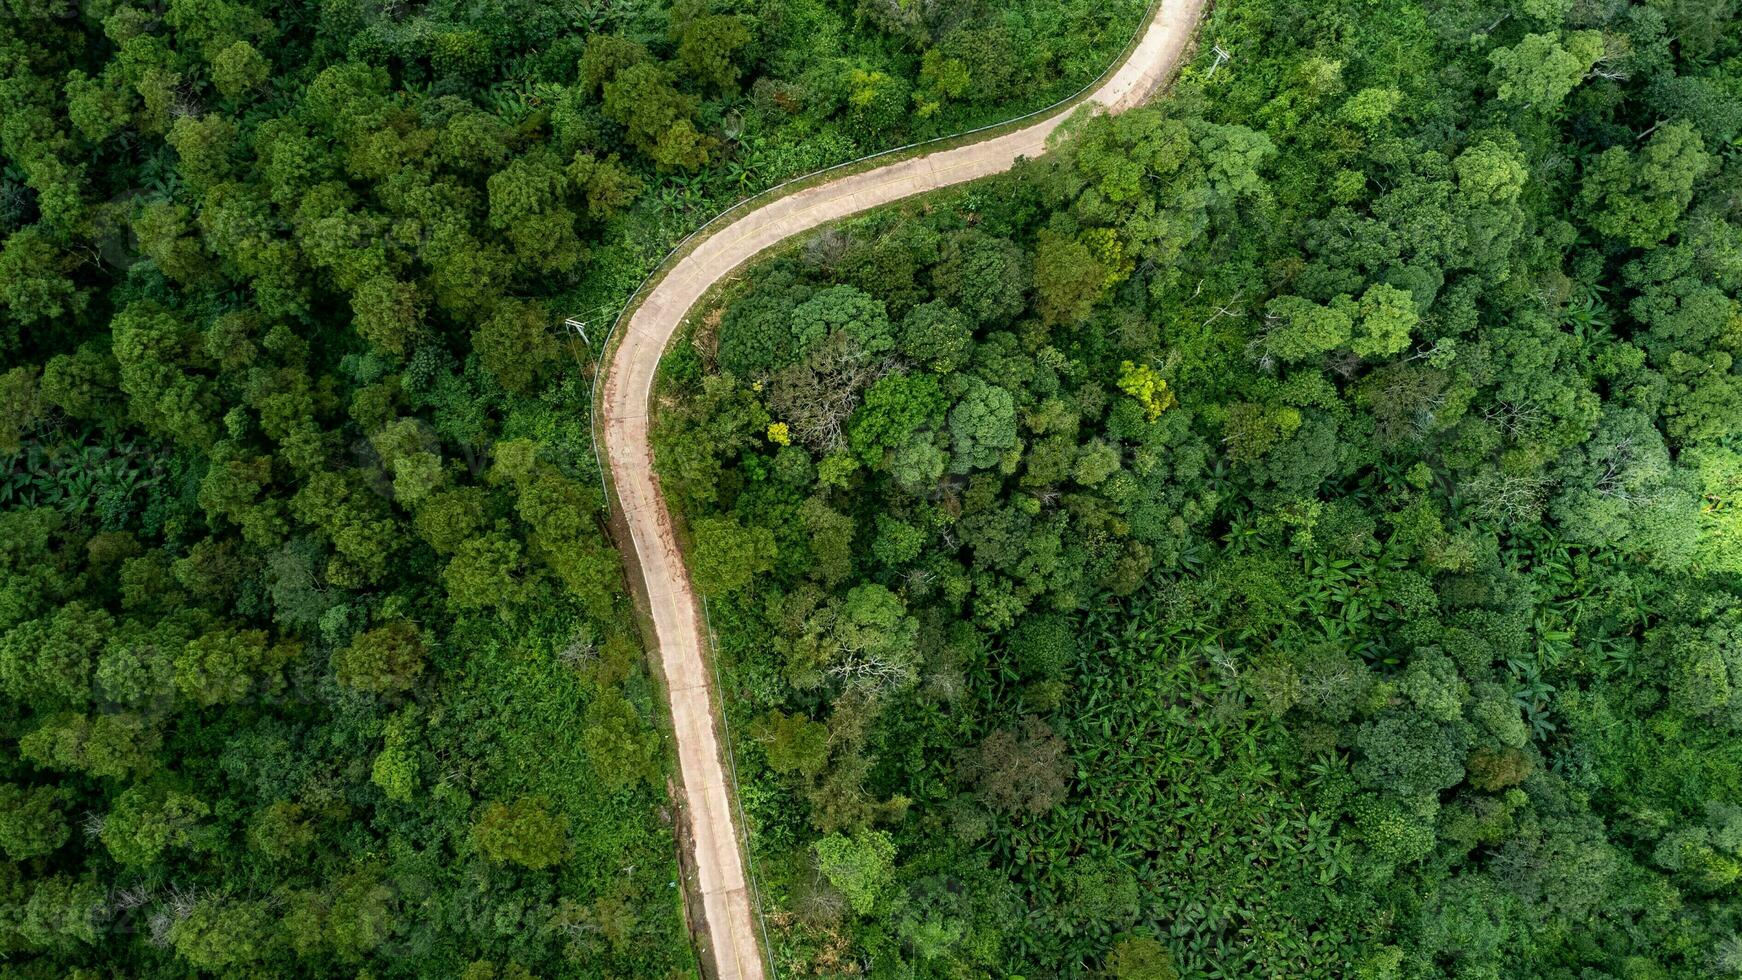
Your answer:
[1325,349,1362,379]
[793,871,848,929]
[113,884,154,912]
[827,648,914,690]
[1593,436,1637,500]
[1404,337,1455,363]
[962,717,1069,816]
[1412,389,1450,439]
[557,626,598,668]
[1485,401,1542,438]
[170,82,203,121]
[1246,310,1281,374]
[766,331,891,451]
[1462,471,1554,526]
[1202,292,1246,330]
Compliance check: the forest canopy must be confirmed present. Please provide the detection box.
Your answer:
[0,0,1148,975]
[650,0,1742,976]
[5,0,1742,975]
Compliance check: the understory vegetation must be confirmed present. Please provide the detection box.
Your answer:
[0,0,1147,975]
[653,0,1742,976]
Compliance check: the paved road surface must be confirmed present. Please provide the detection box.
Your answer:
[597,1,1207,975]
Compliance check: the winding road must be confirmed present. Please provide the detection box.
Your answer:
[596,1,1206,975]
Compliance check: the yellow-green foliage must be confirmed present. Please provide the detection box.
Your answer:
[1118,360,1176,421]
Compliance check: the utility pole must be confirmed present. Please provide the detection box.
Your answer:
[1208,44,1231,78]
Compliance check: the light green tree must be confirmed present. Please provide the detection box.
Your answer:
[689,516,776,595]
[1487,31,1604,110]
[814,829,896,915]
[1580,122,1714,249]
[472,796,569,869]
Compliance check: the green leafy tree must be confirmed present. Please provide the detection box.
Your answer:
[801,496,857,586]
[488,149,584,274]
[1351,283,1421,360]
[1653,807,1742,893]
[64,68,134,143]
[1416,876,1518,975]
[1579,122,1714,249]
[0,366,39,454]
[1487,31,1604,110]
[689,515,776,595]
[101,783,211,867]
[18,711,160,780]
[890,438,947,490]
[1354,715,1467,797]
[333,621,426,694]
[170,898,276,971]
[473,299,559,395]
[111,301,220,447]
[39,342,122,424]
[1033,228,1110,326]
[1352,796,1435,867]
[847,68,911,137]
[753,709,830,778]
[1106,935,1180,980]
[1667,625,1742,723]
[791,285,894,355]
[578,34,648,93]
[948,382,1018,473]
[248,801,315,861]
[602,62,710,170]
[167,114,239,192]
[415,487,491,555]
[210,39,269,99]
[933,230,1029,325]
[1263,294,1354,362]
[716,272,812,376]
[814,829,896,916]
[429,28,494,81]
[849,372,947,466]
[582,690,661,791]
[472,796,569,869]
[1008,613,1079,681]
[0,601,112,705]
[372,741,418,802]
[132,200,213,284]
[898,302,974,372]
[0,227,88,325]
[674,10,752,93]
[444,533,526,611]
[915,49,971,118]
[871,515,925,567]
[175,627,284,707]
[1453,140,1529,275]
[566,152,643,221]
[348,277,422,357]
[0,783,70,859]
[17,875,104,951]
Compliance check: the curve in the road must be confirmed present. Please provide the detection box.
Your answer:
[597,1,1206,976]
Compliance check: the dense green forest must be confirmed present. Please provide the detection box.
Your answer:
[652,0,1742,976]
[0,0,1147,975]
